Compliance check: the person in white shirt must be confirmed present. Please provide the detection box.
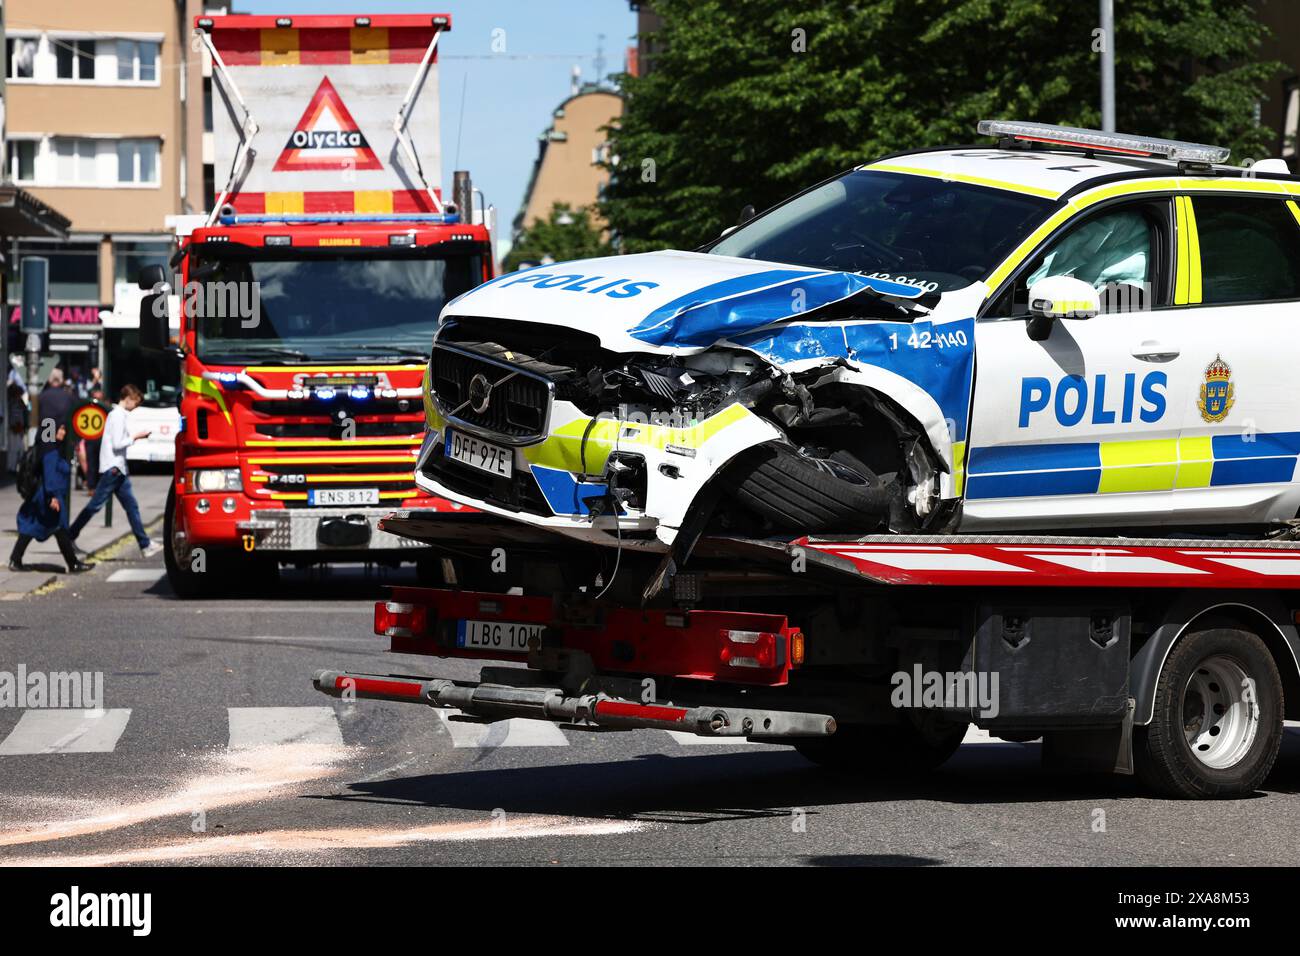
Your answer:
[68,384,162,558]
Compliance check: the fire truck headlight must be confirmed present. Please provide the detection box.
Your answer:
[188,468,241,493]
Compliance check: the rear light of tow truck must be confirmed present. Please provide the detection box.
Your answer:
[374,601,428,639]
[719,628,803,670]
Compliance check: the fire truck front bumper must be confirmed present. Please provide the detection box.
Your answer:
[234,506,431,552]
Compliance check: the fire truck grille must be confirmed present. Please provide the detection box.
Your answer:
[251,456,420,508]
[430,342,553,443]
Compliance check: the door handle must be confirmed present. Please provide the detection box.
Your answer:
[1131,340,1180,362]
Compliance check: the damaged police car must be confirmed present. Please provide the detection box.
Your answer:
[417,121,1300,552]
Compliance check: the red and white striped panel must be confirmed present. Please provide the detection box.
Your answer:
[803,540,1300,589]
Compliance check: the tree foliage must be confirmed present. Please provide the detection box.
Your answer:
[503,203,612,272]
[601,0,1281,252]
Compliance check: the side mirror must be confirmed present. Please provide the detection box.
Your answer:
[1026,275,1100,341]
[137,263,168,292]
[737,204,756,226]
[137,265,173,353]
[139,295,170,352]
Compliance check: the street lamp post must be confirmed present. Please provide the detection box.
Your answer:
[1100,0,1116,132]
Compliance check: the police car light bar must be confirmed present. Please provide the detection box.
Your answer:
[977,120,1230,164]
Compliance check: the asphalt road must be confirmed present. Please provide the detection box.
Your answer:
[2,545,1300,867]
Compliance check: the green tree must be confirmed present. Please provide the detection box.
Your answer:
[503,203,612,272]
[602,0,1281,253]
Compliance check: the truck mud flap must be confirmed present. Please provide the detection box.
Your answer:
[313,669,836,739]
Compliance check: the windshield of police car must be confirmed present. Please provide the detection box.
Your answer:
[708,170,1054,293]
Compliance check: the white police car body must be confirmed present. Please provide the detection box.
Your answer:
[418,122,1300,549]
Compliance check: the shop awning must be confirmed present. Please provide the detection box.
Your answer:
[0,185,70,240]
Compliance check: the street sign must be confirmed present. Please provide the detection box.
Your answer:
[20,257,49,333]
[72,403,106,441]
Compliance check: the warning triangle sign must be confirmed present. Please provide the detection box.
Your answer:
[273,76,383,172]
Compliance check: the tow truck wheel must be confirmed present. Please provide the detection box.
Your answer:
[794,714,967,776]
[1135,628,1284,799]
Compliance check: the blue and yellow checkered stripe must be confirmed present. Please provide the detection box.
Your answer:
[966,432,1300,499]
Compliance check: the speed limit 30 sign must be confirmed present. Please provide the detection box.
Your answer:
[72,404,107,441]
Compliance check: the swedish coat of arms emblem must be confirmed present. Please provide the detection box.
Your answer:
[1198,354,1235,423]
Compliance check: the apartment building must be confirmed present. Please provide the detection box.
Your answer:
[514,85,623,242]
[3,0,204,375]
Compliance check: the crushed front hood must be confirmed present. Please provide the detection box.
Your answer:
[442,250,927,355]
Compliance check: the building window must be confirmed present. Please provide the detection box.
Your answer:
[8,241,101,305]
[54,137,99,184]
[8,141,38,183]
[54,38,97,80]
[6,37,37,79]
[116,139,159,185]
[114,240,173,287]
[116,40,159,83]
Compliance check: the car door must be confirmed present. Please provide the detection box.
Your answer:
[1167,191,1300,527]
[964,196,1202,531]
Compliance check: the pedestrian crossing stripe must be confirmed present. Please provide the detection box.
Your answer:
[106,569,165,584]
[0,709,132,755]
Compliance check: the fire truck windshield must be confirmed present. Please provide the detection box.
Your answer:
[189,246,481,364]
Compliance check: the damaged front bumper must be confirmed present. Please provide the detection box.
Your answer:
[416,391,783,550]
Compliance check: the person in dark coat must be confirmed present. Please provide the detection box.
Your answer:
[36,368,75,454]
[9,422,94,573]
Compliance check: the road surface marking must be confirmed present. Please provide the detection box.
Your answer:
[106,569,165,583]
[227,707,344,750]
[0,709,132,755]
[961,727,1036,745]
[0,815,646,866]
[665,731,760,746]
[435,709,569,747]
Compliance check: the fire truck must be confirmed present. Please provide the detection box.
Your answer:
[139,13,491,597]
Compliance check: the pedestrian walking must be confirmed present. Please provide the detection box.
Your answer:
[36,368,75,454]
[68,384,161,558]
[9,421,93,573]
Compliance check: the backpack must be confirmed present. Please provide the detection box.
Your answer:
[16,445,41,501]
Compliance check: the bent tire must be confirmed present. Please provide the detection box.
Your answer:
[1135,628,1284,799]
[794,715,967,777]
[729,442,896,534]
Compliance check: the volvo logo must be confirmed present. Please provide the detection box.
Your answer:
[468,373,493,414]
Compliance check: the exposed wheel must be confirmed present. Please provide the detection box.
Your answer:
[729,442,896,534]
[794,714,968,776]
[1135,628,1284,799]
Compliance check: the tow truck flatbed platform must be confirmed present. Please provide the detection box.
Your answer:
[328,509,1300,799]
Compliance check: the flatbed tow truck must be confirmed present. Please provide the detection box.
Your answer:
[315,512,1300,799]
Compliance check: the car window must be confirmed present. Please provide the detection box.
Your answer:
[1192,196,1300,304]
[1027,208,1152,293]
[707,170,1053,293]
[994,204,1160,317]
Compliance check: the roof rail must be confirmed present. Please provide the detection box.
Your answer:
[978,120,1230,164]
